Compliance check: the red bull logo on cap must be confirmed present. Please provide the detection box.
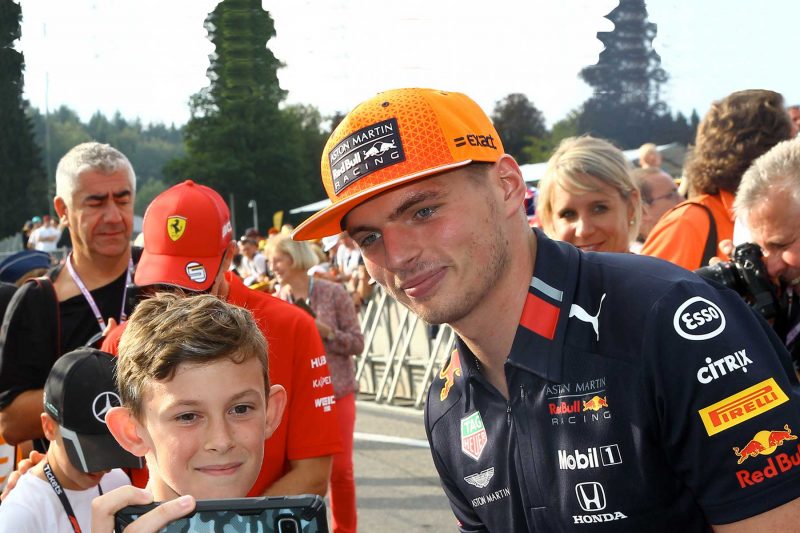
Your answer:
[733,425,797,464]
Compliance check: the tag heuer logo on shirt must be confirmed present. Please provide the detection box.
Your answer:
[461,411,487,461]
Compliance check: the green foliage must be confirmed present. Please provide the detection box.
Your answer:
[168,0,323,235]
[491,94,547,164]
[523,110,580,163]
[0,0,48,238]
[27,106,185,215]
[135,178,169,215]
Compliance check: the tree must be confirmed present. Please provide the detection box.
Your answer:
[491,94,547,164]
[167,0,319,235]
[0,0,48,238]
[578,0,671,148]
[524,110,580,164]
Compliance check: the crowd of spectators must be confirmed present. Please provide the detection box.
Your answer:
[0,87,798,530]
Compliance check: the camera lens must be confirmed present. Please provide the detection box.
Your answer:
[277,517,300,533]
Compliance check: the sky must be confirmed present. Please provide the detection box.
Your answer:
[15,0,800,129]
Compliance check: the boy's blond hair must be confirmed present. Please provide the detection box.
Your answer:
[117,292,268,418]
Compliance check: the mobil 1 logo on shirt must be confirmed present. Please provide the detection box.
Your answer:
[558,444,622,470]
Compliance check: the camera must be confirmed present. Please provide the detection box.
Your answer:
[695,242,782,320]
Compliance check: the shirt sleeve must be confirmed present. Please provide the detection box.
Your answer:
[640,204,710,271]
[645,279,800,524]
[326,283,364,356]
[284,312,343,460]
[0,281,56,410]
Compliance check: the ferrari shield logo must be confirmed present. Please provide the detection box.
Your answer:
[167,216,187,241]
[461,411,487,461]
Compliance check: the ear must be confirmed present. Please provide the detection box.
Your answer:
[493,155,528,218]
[41,413,57,441]
[264,385,287,439]
[221,241,237,273]
[54,197,69,225]
[105,406,150,457]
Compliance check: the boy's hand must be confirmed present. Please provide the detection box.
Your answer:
[91,486,195,533]
[1,449,45,501]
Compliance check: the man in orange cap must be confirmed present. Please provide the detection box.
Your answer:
[294,88,800,531]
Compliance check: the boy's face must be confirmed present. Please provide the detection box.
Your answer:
[136,356,270,500]
[46,423,109,490]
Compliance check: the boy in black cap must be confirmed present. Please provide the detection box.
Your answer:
[0,348,142,531]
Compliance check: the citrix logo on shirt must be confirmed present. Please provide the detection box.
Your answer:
[696,349,753,384]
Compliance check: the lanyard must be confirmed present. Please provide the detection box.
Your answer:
[288,276,314,304]
[66,253,132,333]
[43,461,103,533]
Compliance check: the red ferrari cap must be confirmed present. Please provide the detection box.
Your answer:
[135,180,233,291]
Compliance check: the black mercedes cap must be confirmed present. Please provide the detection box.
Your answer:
[43,348,143,473]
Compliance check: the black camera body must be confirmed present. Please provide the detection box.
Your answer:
[695,242,781,320]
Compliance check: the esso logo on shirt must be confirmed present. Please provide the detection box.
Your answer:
[673,296,726,340]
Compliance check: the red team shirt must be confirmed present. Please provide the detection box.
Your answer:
[102,272,342,494]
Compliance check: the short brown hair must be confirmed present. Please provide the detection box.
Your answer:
[685,89,792,195]
[117,292,268,418]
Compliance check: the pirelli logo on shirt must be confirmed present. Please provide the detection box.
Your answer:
[698,378,789,436]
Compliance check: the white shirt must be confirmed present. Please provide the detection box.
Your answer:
[0,468,129,532]
[28,225,61,252]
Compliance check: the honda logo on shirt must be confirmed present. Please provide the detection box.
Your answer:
[575,482,606,512]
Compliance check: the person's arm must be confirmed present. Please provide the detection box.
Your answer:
[648,279,800,525]
[0,390,44,445]
[318,283,364,355]
[261,456,332,497]
[713,498,800,531]
[0,282,56,444]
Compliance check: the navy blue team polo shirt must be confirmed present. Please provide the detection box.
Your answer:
[425,229,800,532]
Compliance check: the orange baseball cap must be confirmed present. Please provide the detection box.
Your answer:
[135,180,233,291]
[292,88,504,240]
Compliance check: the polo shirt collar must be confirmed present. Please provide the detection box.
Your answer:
[455,229,580,385]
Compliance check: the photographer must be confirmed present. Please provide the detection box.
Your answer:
[730,136,800,367]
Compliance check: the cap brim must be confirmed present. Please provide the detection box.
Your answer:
[292,160,473,241]
[135,251,223,292]
[62,429,143,472]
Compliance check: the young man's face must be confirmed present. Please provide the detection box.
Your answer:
[58,169,134,261]
[344,165,511,327]
[136,356,270,500]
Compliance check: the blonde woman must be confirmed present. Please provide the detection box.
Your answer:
[538,135,642,253]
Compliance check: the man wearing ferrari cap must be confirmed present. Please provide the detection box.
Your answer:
[294,88,800,530]
[103,180,341,498]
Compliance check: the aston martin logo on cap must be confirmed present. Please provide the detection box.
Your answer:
[167,216,187,241]
[329,118,406,195]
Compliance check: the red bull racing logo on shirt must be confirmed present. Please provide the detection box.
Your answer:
[547,378,612,426]
[461,412,487,461]
[698,378,789,436]
[734,425,800,489]
[733,425,797,464]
